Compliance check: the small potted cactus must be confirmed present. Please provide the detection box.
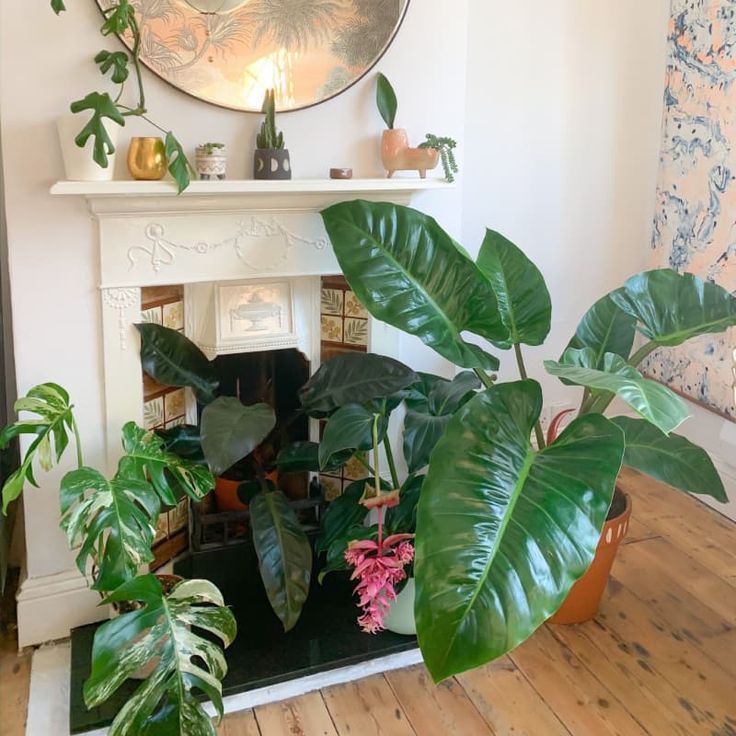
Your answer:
[195,142,227,180]
[254,89,291,180]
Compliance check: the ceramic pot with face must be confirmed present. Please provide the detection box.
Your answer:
[253,148,292,180]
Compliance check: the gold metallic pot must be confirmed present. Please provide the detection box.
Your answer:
[127,137,167,180]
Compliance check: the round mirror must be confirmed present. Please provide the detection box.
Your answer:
[97,0,410,112]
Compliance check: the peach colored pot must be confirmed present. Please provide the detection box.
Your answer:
[214,476,248,512]
[549,491,632,624]
[381,129,439,179]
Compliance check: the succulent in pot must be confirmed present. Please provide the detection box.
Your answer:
[254,88,291,180]
[135,323,312,632]
[0,383,235,734]
[195,142,227,181]
[319,199,733,683]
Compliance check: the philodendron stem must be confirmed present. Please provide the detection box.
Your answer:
[383,437,400,489]
[473,368,495,389]
[514,344,546,449]
[372,414,381,498]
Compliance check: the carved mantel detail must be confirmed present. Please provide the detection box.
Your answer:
[102,287,139,351]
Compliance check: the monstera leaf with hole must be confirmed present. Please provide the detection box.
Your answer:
[415,381,625,682]
[60,467,160,592]
[250,490,312,631]
[117,422,213,506]
[545,348,689,434]
[611,269,736,348]
[94,50,129,84]
[299,352,418,414]
[403,372,480,473]
[70,92,124,169]
[0,383,78,513]
[566,291,637,367]
[612,416,727,501]
[84,575,236,736]
[135,323,219,404]
[476,229,552,347]
[321,201,506,370]
[318,405,388,469]
[200,397,276,476]
[165,132,194,195]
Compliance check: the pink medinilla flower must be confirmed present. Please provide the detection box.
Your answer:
[344,505,415,634]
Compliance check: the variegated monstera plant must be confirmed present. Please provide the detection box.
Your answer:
[0,384,236,735]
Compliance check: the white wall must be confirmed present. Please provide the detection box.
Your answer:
[463,1,670,409]
[0,0,467,641]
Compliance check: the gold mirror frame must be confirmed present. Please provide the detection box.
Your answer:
[97,0,410,113]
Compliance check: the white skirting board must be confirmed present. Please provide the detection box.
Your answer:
[26,640,423,736]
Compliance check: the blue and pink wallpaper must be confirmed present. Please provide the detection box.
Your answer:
[646,0,736,419]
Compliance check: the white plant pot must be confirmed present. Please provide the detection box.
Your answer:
[384,577,416,636]
[57,112,119,181]
[195,147,227,180]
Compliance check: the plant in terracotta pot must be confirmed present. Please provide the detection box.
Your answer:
[135,323,312,631]
[196,142,227,180]
[254,89,291,180]
[50,0,194,191]
[0,383,236,734]
[320,199,733,682]
[376,73,440,179]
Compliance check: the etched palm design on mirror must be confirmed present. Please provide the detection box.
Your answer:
[98,0,409,111]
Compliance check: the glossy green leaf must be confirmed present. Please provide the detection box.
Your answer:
[318,405,387,469]
[612,416,727,502]
[415,381,625,682]
[51,0,66,14]
[321,201,506,370]
[385,475,424,535]
[319,525,377,584]
[165,131,194,194]
[69,92,124,169]
[567,291,637,367]
[60,467,160,592]
[94,50,129,84]
[250,491,312,631]
[156,424,205,465]
[100,0,134,36]
[85,575,236,736]
[200,397,276,476]
[135,323,219,405]
[117,422,213,506]
[300,352,418,414]
[545,348,689,434]
[610,269,736,348]
[276,441,352,474]
[376,72,397,129]
[316,479,370,554]
[0,383,76,514]
[476,229,551,347]
[403,372,479,473]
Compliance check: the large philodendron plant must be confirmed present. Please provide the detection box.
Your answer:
[320,200,733,683]
[0,384,236,735]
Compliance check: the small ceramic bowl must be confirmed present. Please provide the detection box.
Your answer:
[329,167,353,180]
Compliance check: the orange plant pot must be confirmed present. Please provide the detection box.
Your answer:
[549,491,632,624]
[214,476,248,512]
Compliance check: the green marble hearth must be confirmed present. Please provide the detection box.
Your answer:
[69,543,417,734]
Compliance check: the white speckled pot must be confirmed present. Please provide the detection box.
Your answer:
[384,578,416,636]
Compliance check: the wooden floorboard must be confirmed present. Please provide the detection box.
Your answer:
[2,467,735,735]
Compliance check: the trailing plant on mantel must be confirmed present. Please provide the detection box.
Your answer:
[419,134,458,183]
[0,384,235,735]
[51,0,194,192]
[320,199,733,682]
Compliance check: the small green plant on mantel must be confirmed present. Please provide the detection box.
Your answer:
[0,384,235,735]
[256,89,285,150]
[419,134,459,183]
[50,0,194,192]
[320,199,733,683]
[199,142,225,156]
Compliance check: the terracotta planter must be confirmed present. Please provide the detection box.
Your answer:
[253,148,291,179]
[214,476,248,512]
[381,129,439,179]
[549,490,632,624]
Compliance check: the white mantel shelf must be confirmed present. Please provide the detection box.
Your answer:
[50,177,453,197]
